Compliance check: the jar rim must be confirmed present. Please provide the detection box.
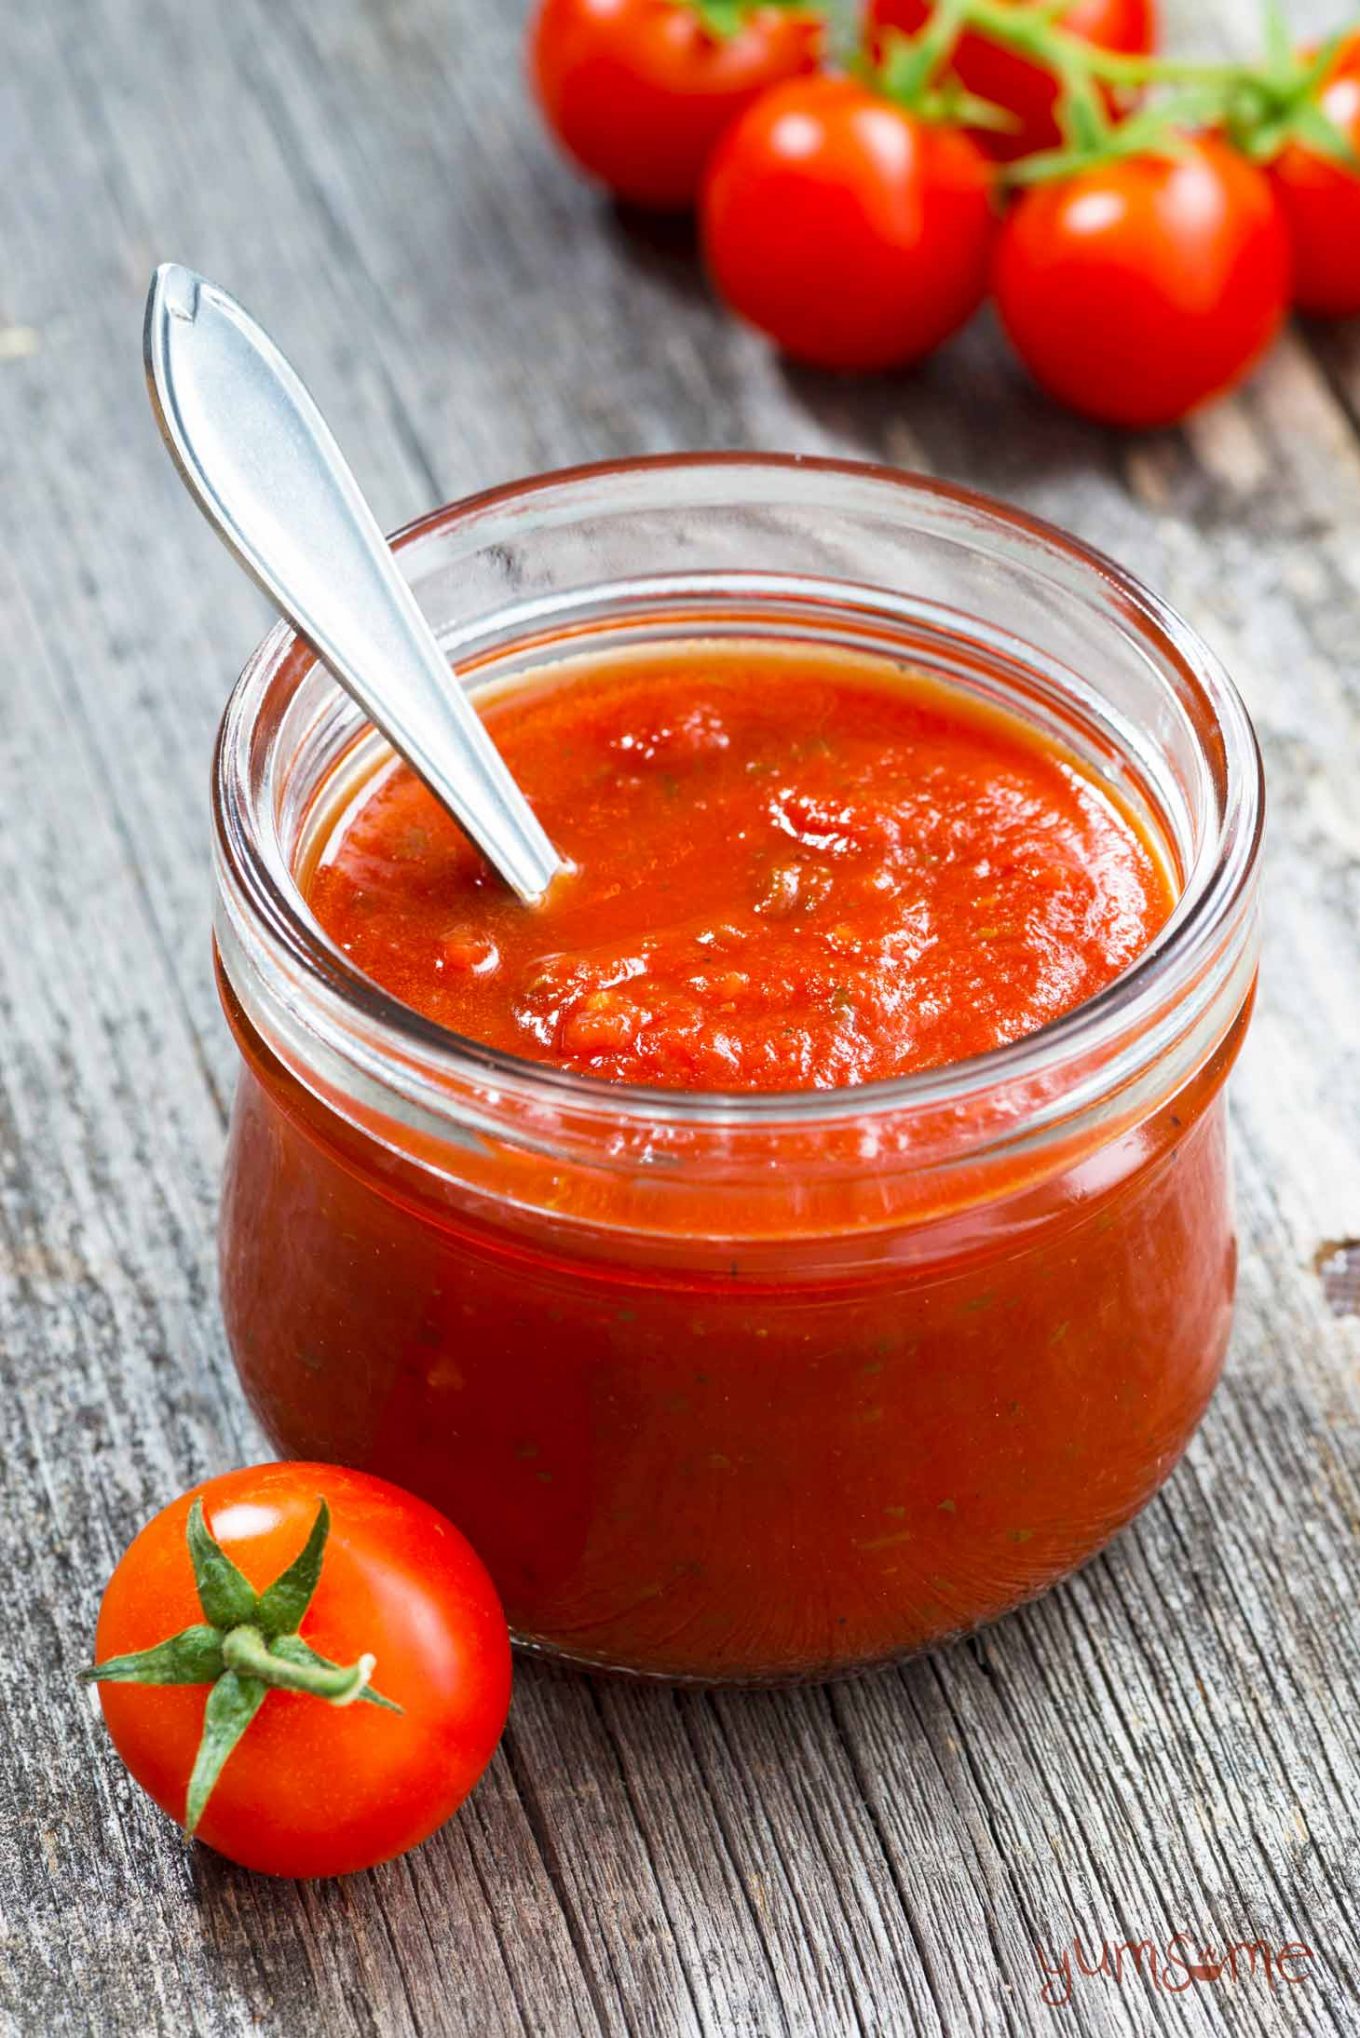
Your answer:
[213,452,1263,1137]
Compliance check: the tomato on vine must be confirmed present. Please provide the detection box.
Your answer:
[83,1464,511,1878]
[868,0,1158,159]
[993,134,1291,429]
[702,64,997,371]
[1259,34,1360,317]
[530,0,825,211]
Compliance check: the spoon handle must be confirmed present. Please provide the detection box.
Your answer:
[145,264,565,904]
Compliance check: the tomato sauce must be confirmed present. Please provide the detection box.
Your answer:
[309,644,1171,1089]
[220,639,1242,1683]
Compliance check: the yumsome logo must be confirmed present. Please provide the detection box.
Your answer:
[1034,1935,1315,2007]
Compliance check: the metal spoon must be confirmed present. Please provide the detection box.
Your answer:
[144,263,565,904]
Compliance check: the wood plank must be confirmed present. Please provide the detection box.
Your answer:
[2,0,1360,2033]
[0,555,599,2037]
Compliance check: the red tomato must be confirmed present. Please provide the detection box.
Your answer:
[869,0,1158,160]
[1269,37,1360,317]
[90,1464,511,1877]
[702,75,996,371]
[530,0,823,211]
[994,136,1291,428]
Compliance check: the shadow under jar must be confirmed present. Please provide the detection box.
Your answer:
[214,456,1262,1685]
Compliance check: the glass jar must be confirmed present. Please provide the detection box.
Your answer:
[213,456,1262,1685]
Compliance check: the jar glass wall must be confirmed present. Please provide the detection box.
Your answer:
[213,457,1262,1684]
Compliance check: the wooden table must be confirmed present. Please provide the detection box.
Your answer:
[3,1,1359,2031]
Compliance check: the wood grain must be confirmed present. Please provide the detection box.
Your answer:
[2,1,1359,2032]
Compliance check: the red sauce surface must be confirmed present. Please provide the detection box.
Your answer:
[218,639,1241,1683]
[308,643,1172,1089]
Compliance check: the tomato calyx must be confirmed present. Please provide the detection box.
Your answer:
[1222,11,1359,169]
[944,0,1210,183]
[1000,85,1222,186]
[81,1497,400,1835]
[686,0,818,44]
[866,2,1019,133]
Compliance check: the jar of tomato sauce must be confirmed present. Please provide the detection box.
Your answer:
[214,456,1262,1684]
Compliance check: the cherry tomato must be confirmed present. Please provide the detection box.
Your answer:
[530,0,824,211]
[869,0,1158,160]
[1269,37,1360,317]
[702,75,996,371]
[88,1464,511,1877]
[994,136,1291,428]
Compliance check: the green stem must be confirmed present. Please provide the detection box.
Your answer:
[1078,51,1247,87]
[907,0,970,79]
[876,0,966,99]
[687,0,814,38]
[873,0,1021,129]
[960,0,1248,89]
[220,1625,375,1705]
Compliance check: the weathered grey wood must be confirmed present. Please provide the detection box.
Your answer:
[3,0,1360,2033]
